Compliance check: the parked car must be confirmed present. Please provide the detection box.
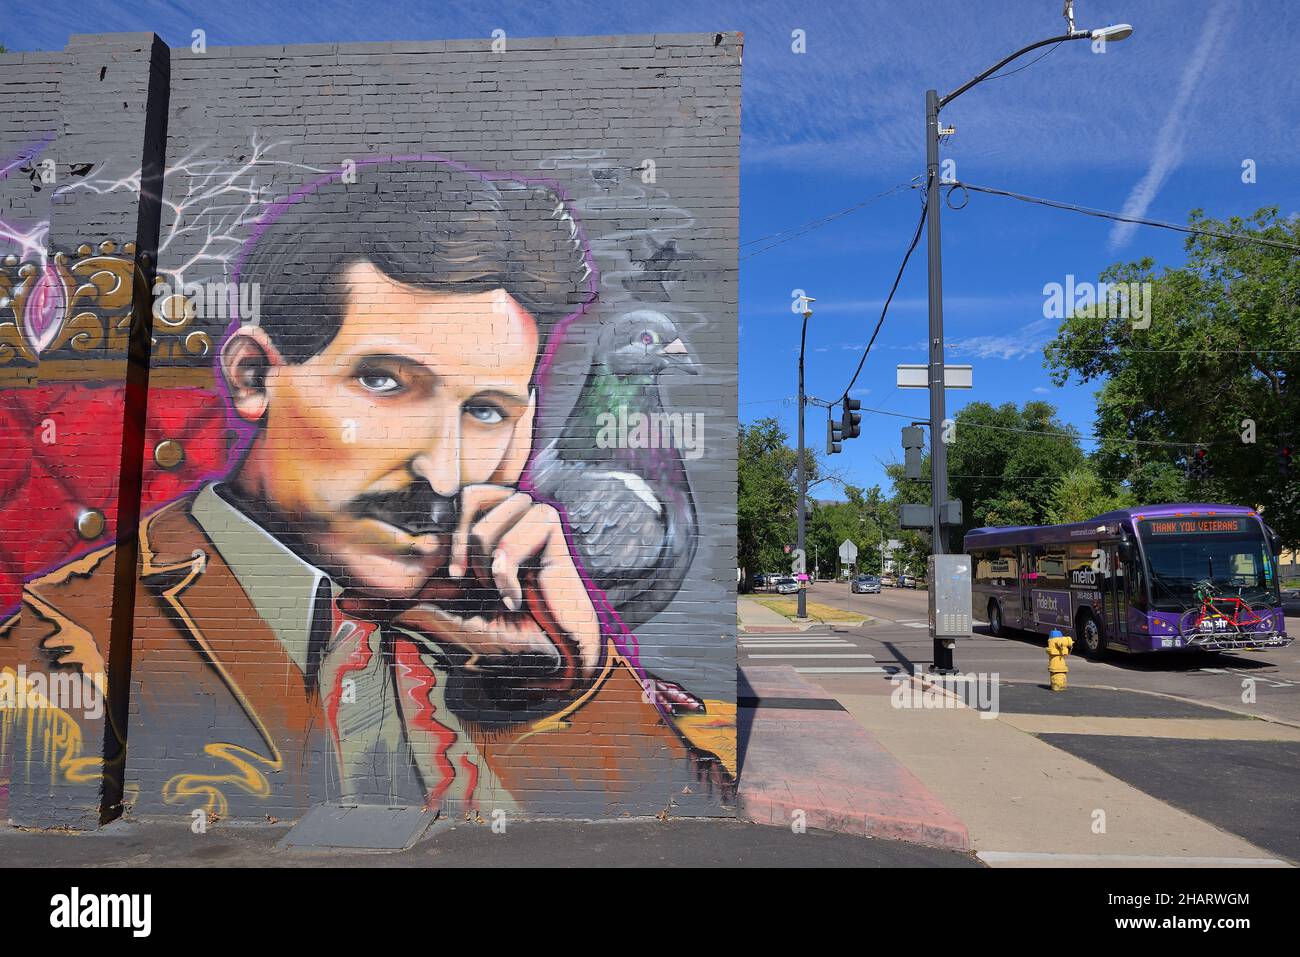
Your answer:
[775,576,800,595]
[851,575,881,594]
[899,575,917,589]
[880,574,897,587]
[751,573,768,591]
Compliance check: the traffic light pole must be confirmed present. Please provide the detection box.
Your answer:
[916,16,1129,674]
[925,88,955,672]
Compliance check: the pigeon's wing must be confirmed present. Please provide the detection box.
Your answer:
[528,444,678,623]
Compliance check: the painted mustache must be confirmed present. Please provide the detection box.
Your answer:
[349,484,459,537]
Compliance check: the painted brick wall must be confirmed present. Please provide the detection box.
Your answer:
[1,31,739,828]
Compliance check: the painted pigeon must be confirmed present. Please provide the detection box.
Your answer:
[527,307,700,632]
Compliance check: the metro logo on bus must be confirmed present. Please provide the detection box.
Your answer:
[1070,567,1099,586]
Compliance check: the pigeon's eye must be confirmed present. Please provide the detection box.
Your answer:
[464,402,504,425]
[639,331,656,346]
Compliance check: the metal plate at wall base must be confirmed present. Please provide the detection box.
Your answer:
[276,804,440,851]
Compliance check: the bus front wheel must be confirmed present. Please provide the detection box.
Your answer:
[988,600,1005,637]
[1077,612,1106,660]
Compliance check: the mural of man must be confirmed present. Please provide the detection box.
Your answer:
[1,160,732,821]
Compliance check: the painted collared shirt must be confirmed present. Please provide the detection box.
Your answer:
[188,483,505,811]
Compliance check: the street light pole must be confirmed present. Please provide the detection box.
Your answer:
[796,297,813,620]
[922,10,1133,671]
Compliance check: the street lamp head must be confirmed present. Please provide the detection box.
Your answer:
[1091,23,1134,42]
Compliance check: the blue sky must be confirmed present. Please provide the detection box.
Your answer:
[5,0,1298,497]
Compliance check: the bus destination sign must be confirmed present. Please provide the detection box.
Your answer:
[1140,517,1250,536]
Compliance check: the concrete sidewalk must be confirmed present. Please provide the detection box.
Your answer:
[836,675,1292,868]
[738,595,816,633]
[0,816,980,868]
[736,665,970,851]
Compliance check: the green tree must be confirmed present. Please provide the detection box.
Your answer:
[738,418,818,585]
[1044,466,1136,523]
[884,401,1086,551]
[1045,206,1300,545]
[808,484,888,577]
[883,460,932,575]
[948,400,1085,536]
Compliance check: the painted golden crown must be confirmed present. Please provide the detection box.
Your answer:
[0,240,139,367]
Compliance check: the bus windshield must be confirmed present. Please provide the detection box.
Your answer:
[1137,517,1279,612]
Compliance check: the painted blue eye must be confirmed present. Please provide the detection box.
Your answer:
[465,404,504,424]
[358,373,401,394]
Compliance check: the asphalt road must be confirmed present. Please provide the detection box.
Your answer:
[1038,735,1300,863]
[743,582,1300,864]
[758,582,1300,726]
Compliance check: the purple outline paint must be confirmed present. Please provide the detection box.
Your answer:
[212,154,658,695]
[0,132,55,183]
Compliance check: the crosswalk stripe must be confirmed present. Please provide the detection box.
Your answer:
[746,654,876,659]
[740,637,851,643]
[794,666,889,674]
[740,643,853,650]
[740,633,837,639]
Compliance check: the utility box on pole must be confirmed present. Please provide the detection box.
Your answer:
[928,553,972,638]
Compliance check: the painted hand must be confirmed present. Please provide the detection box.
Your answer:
[381,485,603,691]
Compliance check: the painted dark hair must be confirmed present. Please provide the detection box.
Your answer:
[237,159,595,362]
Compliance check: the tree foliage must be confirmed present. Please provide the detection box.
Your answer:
[1045,206,1300,544]
[808,485,889,576]
[885,401,1108,548]
[738,418,814,581]
[1044,466,1136,524]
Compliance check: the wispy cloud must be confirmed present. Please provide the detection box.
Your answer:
[1108,0,1230,249]
[894,318,1053,361]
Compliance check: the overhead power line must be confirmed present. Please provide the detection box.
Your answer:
[858,404,1255,450]
[835,191,930,403]
[950,181,1300,253]
[740,179,917,260]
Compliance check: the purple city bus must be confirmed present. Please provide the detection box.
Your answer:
[964,503,1291,658]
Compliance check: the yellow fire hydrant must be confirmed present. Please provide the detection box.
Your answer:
[1047,629,1073,692]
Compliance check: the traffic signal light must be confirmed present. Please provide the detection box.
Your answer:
[827,416,843,455]
[841,398,862,440]
[1188,447,1211,482]
[1280,446,1294,477]
[901,425,924,480]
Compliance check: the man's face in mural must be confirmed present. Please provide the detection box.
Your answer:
[222,260,540,599]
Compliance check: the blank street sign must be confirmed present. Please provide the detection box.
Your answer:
[896,364,973,389]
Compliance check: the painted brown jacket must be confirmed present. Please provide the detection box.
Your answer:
[0,493,735,822]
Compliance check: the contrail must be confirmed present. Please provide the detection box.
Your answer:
[1109,0,1229,250]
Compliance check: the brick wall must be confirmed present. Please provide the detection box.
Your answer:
[1,31,739,828]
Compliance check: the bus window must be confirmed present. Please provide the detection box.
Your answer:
[1034,544,1067,587]
[974,547,1017,586]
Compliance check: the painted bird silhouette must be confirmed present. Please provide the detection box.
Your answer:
[527,308,700,632]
